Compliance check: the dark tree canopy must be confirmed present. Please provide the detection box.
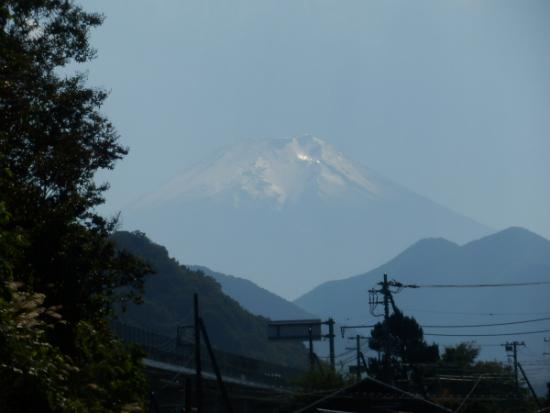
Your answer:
[369,310,439,365]
[441,342,479,369]
[1,0,149,323]
[368,310,439,387]
[1,1,151,411]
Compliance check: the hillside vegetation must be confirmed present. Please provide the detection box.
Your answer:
[113,231,309,368]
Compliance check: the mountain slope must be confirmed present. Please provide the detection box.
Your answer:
[112,231,308,368]
[295,227,550,385]
[124,135,491,298]
[190,265,316,320]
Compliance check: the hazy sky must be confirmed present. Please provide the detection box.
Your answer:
[87,0,550,240]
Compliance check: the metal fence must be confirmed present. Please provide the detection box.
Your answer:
[111,321,306,387]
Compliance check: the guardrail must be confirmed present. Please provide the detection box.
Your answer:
[111,321,306,387]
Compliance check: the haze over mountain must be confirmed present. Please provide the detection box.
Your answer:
[296,227,550,322]
[124,135,490,298]
[190,265,315,320]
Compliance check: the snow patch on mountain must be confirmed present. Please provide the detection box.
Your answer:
[137,135,379,208]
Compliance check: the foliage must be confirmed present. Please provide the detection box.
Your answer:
[293,362,349,392]
[69,321,148,413]
[1,0,151,326]
[0,282,148,412]
[431,343,534,413]
[0,200,19,278]
[0,281,76,411]
[441,342,479,369]
[367,309,439,388]
[1,1,151,411]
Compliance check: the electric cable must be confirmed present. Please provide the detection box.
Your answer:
[402,308,550,317]
[412,280,550,288]
[341,317,550,332]
[422,316,550,329]
[424,328,550,337]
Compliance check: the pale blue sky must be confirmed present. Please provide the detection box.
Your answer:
[87,0,550,239]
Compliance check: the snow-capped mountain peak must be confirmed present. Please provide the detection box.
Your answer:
[125,134,490,299]
[140,135,379,207]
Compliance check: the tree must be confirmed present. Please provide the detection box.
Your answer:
[1,1,151,411]
[0,280,77,411]
[441,342,479,369]
[1,0,148,324]
[368,310,439,390]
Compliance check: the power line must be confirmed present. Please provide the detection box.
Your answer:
[413,281,550,288]
[425,329,550,337]
[341,316,550,332]
[403,308,550,317]
[334,348,355,360]
[422,316,550,329]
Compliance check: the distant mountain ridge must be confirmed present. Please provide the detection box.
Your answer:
[124,135,491,298]
[190,265,316,320]
[295,227,550,321]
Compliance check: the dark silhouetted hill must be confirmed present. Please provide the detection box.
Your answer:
[296,227,550,323]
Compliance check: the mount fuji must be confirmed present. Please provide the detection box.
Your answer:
[124,135,491,298]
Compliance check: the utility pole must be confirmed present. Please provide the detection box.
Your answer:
[381,273,392,383]
[517,362,541,409]
[347,335,368,382]
[199,318,233,413]
[356,334,361,382]
[503,341,525,393]
[193,294,203,413]
[382,273,390,322]
[307,327,316,371]
[365,274,416,383]
[327,318,336,372]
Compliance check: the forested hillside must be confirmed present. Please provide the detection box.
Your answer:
[113,231,309,368]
